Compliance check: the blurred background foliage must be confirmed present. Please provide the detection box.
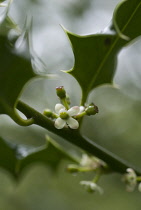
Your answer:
[1,0,141,209]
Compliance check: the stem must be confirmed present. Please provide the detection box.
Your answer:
[61,98,69,110]
[92,169,102,183]
[17,100,141,175]
[75,111,86,119]
[80,93,87,106]
[0,100,34,126]
[10,109,34,126]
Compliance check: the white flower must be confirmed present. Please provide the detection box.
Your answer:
[123,168,137,192]
[54,104,80,129]
[80,181,103,194]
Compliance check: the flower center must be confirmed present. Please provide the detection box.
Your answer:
[60,111,69,119]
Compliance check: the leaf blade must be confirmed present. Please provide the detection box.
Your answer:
[0,136,79,178]
[64,0,141,103]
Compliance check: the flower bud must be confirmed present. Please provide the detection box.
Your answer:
[43,109,57,119]
[56,86,66,99]
[67,164,79,173]
[85,103,99,116]
[43,109,53,117]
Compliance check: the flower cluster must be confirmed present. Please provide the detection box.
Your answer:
[43,86,99,130]
[123,168,137,192]
[67,153,107,194]
[123,168,141,192]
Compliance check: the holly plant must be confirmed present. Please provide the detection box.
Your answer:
[0,0,141,194]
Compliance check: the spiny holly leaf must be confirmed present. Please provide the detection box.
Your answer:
[64,0,141,104]
[19,136,79,174]
[0,136,79,178]
[0,17,36,125]
[64,31,123,103]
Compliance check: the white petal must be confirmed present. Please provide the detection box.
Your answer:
[55,104,65,114]
[54,118,66,129]
[68,106,80,116]
[79,106,85,113]
[67,117,79,129]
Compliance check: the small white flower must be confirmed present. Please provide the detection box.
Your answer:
[80,180,103,194]
[123,168,137,192]
[54,104,80,129]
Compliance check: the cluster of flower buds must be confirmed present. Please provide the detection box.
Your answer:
[122,168,141,192]
[67,154,108,194]
[43,86,99,130]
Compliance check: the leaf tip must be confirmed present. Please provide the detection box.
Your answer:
[60,69,73,74]
[60,24,67,32]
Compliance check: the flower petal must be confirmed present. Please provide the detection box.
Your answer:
[79,106,85,113]
[55,104,65,114]
[68,106,80,116]
[54,118,66,129]
[67,117,79,129]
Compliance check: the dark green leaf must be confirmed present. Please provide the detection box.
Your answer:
[0,137,18,175]
[0,136,79,178]
[0,18,36,125]
[19,136,79,174]
[64,0,141,104]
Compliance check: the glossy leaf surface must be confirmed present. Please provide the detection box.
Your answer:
[65,0,141,103]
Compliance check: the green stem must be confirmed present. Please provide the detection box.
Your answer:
[61,98,69,110]
[92,169,102,183]
[80,93,87,106]
[1,100,34,126]
[16,100,141,175]
[10,109,34,126]
[75,111,86,119]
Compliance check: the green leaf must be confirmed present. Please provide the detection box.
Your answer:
[0,136,79,178]
[64,0,141,104]
[113,0,141,40]
[0,137,18,176]
[19,136,79,174]
[0,19,36,125]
